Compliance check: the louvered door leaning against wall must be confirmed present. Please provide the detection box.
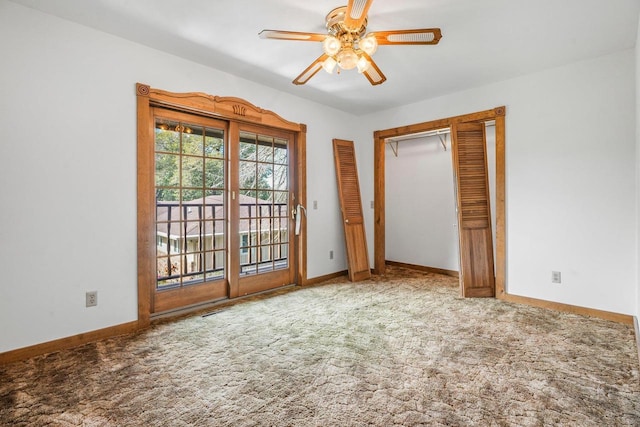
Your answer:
[451,122,495,297]
[333,139,371,282]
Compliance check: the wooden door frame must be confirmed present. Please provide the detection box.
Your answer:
[136,83,307,326]
[373,107,506,297]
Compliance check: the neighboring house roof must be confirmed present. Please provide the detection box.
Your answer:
[156,194,288,239]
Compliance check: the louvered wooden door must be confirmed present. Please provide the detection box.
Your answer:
[451,122,495,297]
[333,139,371,281]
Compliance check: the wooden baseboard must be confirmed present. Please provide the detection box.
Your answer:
[499,293,634,325]
[385,260,459,278]
[385,260,632,325]
[634,317,640,362]
[303,270,348,286]
[0,321,141,365]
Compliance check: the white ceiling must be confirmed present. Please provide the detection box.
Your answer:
[9,0,640,115]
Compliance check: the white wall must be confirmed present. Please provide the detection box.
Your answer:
[384,127,497,272]
[385,135,459,270]
[636,11,640,319]
[363,49,637,316]
[0,1,354,353]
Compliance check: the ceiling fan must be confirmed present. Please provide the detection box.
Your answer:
[259,0,442,86]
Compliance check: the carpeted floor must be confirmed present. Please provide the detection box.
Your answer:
[1,267,639,426]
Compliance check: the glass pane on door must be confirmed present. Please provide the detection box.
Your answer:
[155,119,226,289]
[238,130,289,276]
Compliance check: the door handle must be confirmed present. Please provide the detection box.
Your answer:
[294,204,306,235]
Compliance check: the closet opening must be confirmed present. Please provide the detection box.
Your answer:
[373,107,505,297]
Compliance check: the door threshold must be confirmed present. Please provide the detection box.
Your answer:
[151,283,298,323]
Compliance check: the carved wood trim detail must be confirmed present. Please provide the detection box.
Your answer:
[232,104,247,116]
[136,83,150,97]
[135,83,301,131]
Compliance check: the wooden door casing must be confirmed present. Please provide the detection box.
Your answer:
[373,107,505,299]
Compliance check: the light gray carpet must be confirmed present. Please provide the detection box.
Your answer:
[1,267,639,426]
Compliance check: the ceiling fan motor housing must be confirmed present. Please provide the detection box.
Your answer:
[326,6,367,37]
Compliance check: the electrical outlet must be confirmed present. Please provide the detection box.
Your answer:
[370,200,374,209]
[86,291,98,307]
[329,250,334,260]
[551,271,561,284]
[313,200,318,209]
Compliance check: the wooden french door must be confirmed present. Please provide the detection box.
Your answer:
[451,121,495,297]
[230,123,297,297]
[151,109,297,312]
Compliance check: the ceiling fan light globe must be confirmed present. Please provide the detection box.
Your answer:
[322,36,341,56]
[337,48,358,70]
[360,34,378,55]
[322,56,338,74]
[356,56,371,73]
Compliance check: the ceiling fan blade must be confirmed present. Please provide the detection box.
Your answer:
[360,52,386,86]
[371,28,442,45]
[293,54,329,85]
[259,30,326,42]
[343,0,374,32]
